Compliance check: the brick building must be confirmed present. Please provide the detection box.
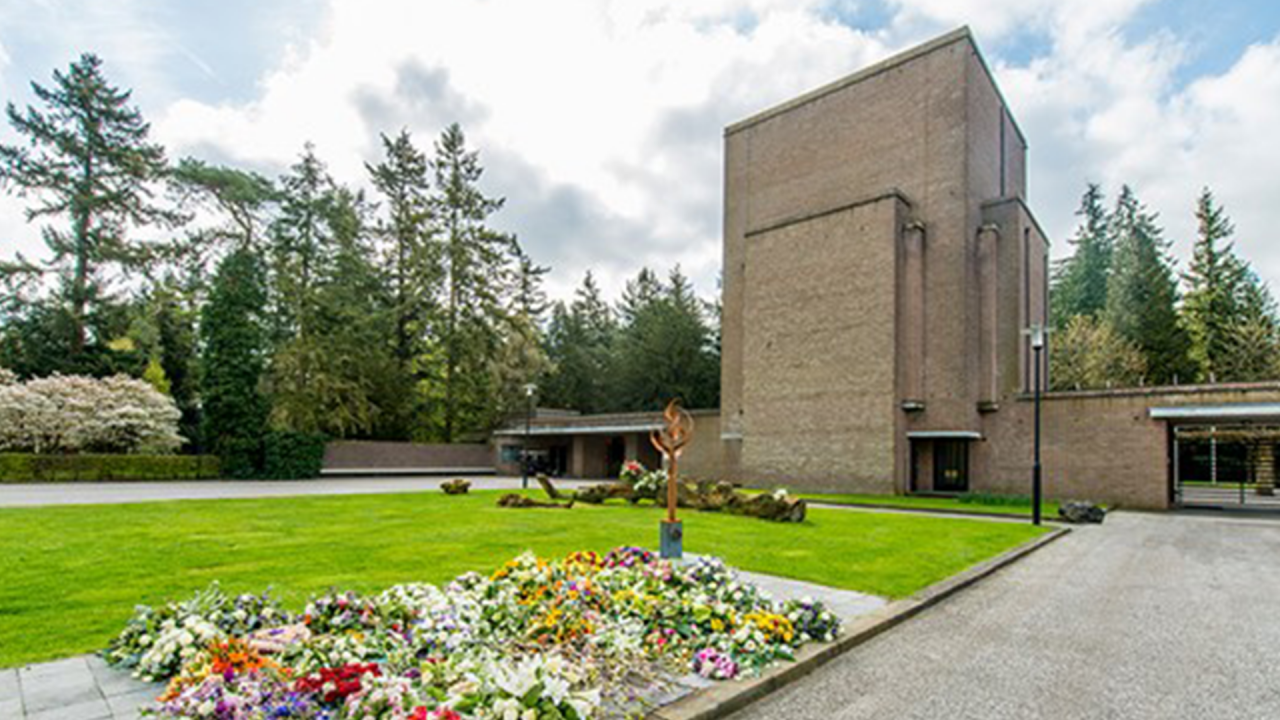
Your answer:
[493,28,1280,511]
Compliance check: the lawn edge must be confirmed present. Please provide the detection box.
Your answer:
[649,525,1071,720]
[806,499,1050,521]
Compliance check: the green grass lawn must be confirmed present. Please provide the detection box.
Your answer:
[745,489,1060,517]
[0,490,1048,668]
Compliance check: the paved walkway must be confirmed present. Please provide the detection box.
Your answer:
[0,566,884,720]
[0,476,599,507]
[730,510,1280,720]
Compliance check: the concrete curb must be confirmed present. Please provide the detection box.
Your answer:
[649,526,1071,720]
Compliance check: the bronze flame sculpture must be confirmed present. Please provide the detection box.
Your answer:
[650,399,694,524]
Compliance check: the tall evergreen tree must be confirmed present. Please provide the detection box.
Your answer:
[1051,184,1111,327]
[269,184,393,438]
[0,54,179,355]
[1181,188,1247,381]
[1104,185,1193,384]
[614,267,719,410]
[201,248,269,478]
[543,272,617,414]
[268,144,333,344]
[427,123,520,441]
[366,130,438,368]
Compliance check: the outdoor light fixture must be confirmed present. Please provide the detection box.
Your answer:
[1026,324,1047,525]
[522,383,537,490]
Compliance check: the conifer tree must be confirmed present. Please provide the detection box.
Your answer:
[201,249,269,477]
[0,54,179,355]
[1104,185,1193,385]
[1051,184,1111,327]
[427,123,519,441]
[366,130,438,367]
[543,272,617,413]
[614,267,719,410]
[1182,188,1248,381]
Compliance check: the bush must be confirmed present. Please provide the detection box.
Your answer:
[0,453,220,483]
[261,431,327,480]
[957,492,1035,507]
[0,372,183,454]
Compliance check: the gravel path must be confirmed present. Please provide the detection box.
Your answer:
[729,510,1280,720]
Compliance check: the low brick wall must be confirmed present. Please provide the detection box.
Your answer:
[322,441,493,473]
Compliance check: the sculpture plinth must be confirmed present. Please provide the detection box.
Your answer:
[651,399,694,559]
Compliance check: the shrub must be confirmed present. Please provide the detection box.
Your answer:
[261,431,327,480]
[0,371,183,454]
[0,453,220,483]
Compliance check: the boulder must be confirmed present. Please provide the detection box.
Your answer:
[441,478,471,495]
[1058,500,1106,524]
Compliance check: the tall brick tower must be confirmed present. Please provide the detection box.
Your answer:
[719,27,1050,493]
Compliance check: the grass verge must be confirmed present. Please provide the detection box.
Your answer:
[0,489,1048,667]
[744,488,1061,518]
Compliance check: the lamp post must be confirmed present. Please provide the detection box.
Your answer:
[1029,324,1046,526]
[522,382,537,489]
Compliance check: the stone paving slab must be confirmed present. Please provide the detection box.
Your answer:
[1,567,883,719]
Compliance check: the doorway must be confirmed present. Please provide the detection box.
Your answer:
[933,440,969,493]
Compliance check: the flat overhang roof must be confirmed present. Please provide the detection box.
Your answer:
[906,430,983,440]
[493,423,662,437]
[1149,403,1280,421]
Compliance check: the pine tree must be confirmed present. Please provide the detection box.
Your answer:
[614,267,719,410]
[366,130,438,368]
[1181,188,1247,381]
[543,272,617,413]
[268,144,333,344]
[269,185,393,438]
[427,123,519,441]
[1051,184,1111,326]
[0,54,179,355]
[201,248,269,478]
[1104,185,1193,385]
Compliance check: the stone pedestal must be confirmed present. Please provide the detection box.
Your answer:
[1257,443,1276,496]
[660,520,683,559]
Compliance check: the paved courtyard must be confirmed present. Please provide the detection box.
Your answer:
[730,510,1280,720]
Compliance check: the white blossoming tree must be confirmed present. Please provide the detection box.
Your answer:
[0,370,184,454]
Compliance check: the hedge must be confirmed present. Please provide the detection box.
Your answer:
[0,454,222,483]
[261,431,327,480]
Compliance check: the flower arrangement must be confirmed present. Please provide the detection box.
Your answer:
[110,549,841,719]
[616,460,666,501]
[691,648,739,680]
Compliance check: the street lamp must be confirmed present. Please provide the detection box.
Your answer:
[1028,324,1047,526]
[522,383,537,490]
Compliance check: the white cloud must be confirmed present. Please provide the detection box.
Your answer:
[3,0,1280,302]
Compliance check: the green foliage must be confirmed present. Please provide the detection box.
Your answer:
[261,431,327,480]
[1182,188,1248,381]
[613,267,720,410]
[1051,184,1111,326]
[0,53,179,356]
[427,123,527,441]
[1104,185,1194,385]
[201,249,269,477]
[543,273,618,414]
[0,453,219,483]
[1050,315,1146,390]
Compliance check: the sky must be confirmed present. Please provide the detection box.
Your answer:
[1,0,1279,303]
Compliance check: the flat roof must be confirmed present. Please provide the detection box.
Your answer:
[1150,404,1280,421]
[493,423,662,437]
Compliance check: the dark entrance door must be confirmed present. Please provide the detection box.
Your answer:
[605,436,626,479]
[934,440,969,493]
